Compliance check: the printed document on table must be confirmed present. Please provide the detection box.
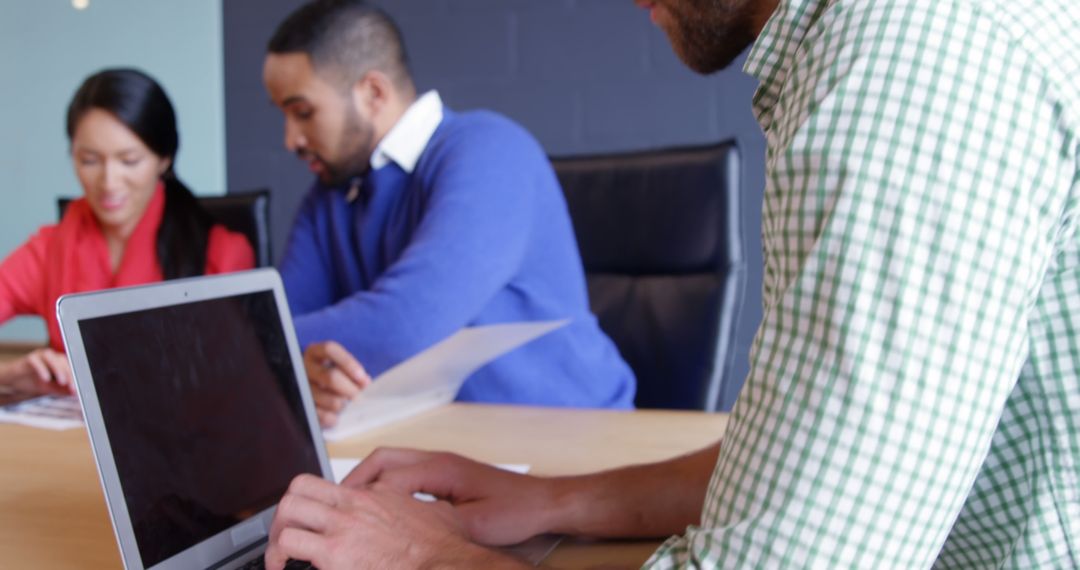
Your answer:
[0,395,83,430]
[324,319,568,441]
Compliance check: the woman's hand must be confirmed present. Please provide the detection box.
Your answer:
[0,348,76,405]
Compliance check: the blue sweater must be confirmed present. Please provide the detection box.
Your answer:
[279,109,635,408]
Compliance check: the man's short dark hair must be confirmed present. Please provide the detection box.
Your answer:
[267,0,412,92]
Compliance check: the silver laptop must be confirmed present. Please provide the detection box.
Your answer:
[57,268,330,570]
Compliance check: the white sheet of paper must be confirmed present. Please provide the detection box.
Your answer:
[324,320,569,441]
[0,395,83,430]
[330,457,529,484]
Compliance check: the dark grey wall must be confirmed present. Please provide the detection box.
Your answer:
[223,0,764,410]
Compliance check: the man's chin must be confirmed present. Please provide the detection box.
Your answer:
[675,37,749,74]
[317,171,345,187]
[664,2,758,75]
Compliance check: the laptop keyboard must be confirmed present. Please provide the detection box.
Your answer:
[238,558,314,570]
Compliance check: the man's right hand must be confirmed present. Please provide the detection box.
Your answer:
[342,448,559,546]
[302,341,371,427]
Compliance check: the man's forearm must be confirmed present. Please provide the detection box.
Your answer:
[543,441,721,539]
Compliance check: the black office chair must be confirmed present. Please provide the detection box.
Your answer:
[551,141,746,412]
[57,189,272,267]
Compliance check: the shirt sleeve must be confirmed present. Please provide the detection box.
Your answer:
[278,188,341,319]
[646,2,1069,567]
[289,119,537,375]
[205,225,256,274]
[0,226,53,323]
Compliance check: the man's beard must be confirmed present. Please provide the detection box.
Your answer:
[667,0,760,74]
[318,104,375,188]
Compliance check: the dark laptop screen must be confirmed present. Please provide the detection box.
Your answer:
[79,290,320,568]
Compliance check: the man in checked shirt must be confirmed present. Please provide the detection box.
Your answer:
[266,0,1080,567]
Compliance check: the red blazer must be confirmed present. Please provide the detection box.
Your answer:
[0,184,255,351]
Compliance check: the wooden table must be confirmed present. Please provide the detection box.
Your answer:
[0,403,728,568]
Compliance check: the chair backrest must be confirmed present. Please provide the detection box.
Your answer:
[57,189,272,267]
[551,141,745,411]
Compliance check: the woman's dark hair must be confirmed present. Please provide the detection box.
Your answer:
[66,68,213,280]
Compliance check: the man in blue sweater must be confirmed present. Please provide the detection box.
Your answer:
[263,0,635,426]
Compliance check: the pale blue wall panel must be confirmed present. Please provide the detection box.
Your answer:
[0,0,224,341]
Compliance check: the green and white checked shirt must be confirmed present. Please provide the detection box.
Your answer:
[645,0,1080,567]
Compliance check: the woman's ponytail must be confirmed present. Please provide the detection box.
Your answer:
[157,171,213,279]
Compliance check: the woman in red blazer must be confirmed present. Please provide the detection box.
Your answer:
[0,68,254,404]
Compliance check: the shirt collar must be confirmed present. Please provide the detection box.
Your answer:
[743,0,832,131]
[370,90,444,173]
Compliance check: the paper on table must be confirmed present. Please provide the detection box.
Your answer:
[324,319,569,441]
[0,395,83,430]
[330,457,529,484]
